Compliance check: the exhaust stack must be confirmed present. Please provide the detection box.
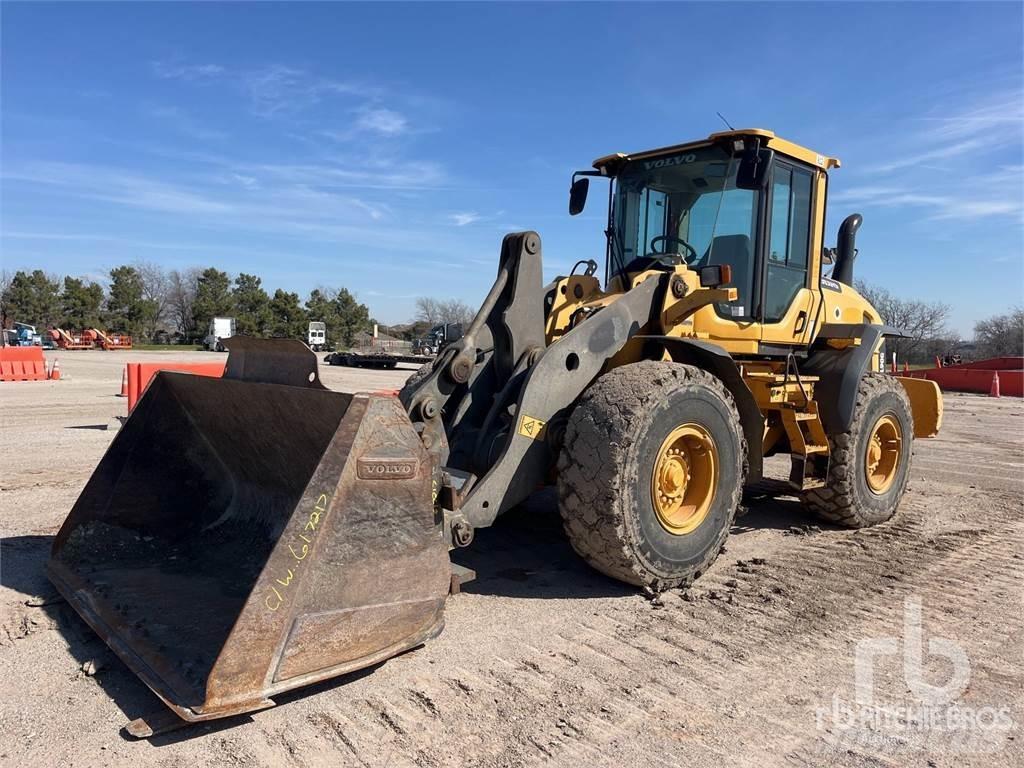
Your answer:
[832,213,863,286]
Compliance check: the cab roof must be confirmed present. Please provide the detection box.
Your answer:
[592,128,841,175]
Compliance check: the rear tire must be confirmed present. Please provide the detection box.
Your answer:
[801,373,914,527]
[557,361,745,591]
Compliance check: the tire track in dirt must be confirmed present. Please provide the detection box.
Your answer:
[2,371,1020,768]
[283,481,1021,767]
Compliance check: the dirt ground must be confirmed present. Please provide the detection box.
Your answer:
[1,350,1021,767]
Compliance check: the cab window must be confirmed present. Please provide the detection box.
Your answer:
[611,146,759,320]
[764,163,813,322]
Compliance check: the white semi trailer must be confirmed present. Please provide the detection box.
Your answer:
[204,317,235,352]
[307,321,327,351]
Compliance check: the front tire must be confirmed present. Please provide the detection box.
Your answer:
[398,362,434,409]
[801,373,914,527]
[557,361,745,591]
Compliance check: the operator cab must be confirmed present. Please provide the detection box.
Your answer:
[570,129,842,338]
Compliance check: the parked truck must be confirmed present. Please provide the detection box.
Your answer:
[7,322,43,347]
[307,321,327,351]
[413,323,463,356]
[204,317,236,352]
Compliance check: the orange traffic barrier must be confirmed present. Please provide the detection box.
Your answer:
[126,361,226,413]
[0,346,49,382]
[49,359,62,380]
[905,357,1023,397]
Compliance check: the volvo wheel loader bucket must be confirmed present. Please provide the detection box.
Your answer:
[47,337,449,731]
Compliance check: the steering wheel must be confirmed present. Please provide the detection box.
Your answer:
[649,235,698,264]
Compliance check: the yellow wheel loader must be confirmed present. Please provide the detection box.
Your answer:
[48,129,943,734]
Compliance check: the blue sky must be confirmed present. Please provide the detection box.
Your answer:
[2,2,1021,333]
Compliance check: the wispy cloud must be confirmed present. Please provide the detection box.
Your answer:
[918,90,1024,142]
[846,89,1024,222]
[354,107,408,136]
[153,59,379,119]
[868,89,1023,174]
[239,65,376,118]
[2,158,464,255]
[148,105,227,141]
[3,162,233,215]
[449,212,481,226]
[832,180,1022,222]
[237,158,448,191]
[152,60,225,81]
[868,138,986,173]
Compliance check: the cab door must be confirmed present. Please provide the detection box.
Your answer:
[758,160,821,347]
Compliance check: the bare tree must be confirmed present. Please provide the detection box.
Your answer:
[167,268,201,341]
[974,307,1024,358]
[135,261,172,334]
[414,297,442,325]
[0,269,13,328]
[855,281,952,363]
[415,297,475,327]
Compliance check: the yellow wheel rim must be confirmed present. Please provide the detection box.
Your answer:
[651,423,718,535]
[865,414,902,494]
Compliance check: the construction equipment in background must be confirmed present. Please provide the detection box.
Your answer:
[49,329,93,350]
[5,322,43,347]
[204,317,236,352]
[88,328,133,350]
[50,128,943,735]
[307,321,327,351]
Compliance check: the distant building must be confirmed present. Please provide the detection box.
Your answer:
[352,329,409,351]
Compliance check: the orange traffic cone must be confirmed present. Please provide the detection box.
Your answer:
[117,365,128,396]
[903,362,909,374]
[990,372,1001,398]
[49,359,61,381]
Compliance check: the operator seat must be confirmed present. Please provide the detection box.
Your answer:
[704,234,752,316]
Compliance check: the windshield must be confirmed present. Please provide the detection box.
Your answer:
[610,144,759,318]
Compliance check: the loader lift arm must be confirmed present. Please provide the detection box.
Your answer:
[405,232,664,539]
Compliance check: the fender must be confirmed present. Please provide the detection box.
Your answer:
[803,323,905,432]
[637,335,765,483]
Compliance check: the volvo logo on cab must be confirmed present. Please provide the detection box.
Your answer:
[643,153,696,170]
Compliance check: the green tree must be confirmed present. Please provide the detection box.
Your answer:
[1,270,62,328]
[305,286,371,348]
[61,277,105,329]
[106,266,157,336]
[192,268,234,335]
[232,273,272,336]
[332,288,371,347]
[268,289,307,339]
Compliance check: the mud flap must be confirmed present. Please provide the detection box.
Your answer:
[47,339,449,728]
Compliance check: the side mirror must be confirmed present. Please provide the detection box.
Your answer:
[569,177,590,216]
[736,145,774,191]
